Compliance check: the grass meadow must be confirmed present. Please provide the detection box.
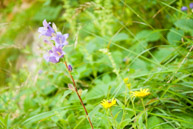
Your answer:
[0,0,193,128]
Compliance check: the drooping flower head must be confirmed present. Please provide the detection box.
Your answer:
[131,88,150,98]
[51,32,69,47]
[44,46,65,63]
[101,98,116,109]
[190,3,193,9]
[181,6,188,11]
[38,19,55,37]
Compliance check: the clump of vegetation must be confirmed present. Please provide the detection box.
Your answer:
[0,0,193,128]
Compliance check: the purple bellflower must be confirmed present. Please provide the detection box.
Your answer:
[44,46,65,63]
[181,6,188,11]
[190,3,193,9]
[51,32,69,47]
[38,19,55,37]
[38,19,69,63]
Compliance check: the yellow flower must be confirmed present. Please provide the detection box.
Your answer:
[126,83,131,89]
[101,98,116,109]
[123,78,129,83]
[131,88,150,98]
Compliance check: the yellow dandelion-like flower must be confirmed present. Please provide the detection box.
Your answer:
[123,78,129,83]
[131,88,150,98]
[101,98,116,109]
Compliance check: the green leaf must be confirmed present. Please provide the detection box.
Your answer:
[174,19,193,36]
[42,85,57,96]
[21,106,79,126]
[148,116,163,129]
[112,51,123,65]
[153,47,175,63]
[111,33,129,42]
[62,90,72,99]
[176,113,193,128]
[135,30,161,42]
[33,6,62,21]
[130,58,148,73]
[119,118,132,129]
[167,28,184,45]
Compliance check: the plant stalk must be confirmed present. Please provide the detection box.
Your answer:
[141,98,147,129]
[64,61,94,129]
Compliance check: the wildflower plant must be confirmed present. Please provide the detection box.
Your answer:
[38,19,94,129]
[131,88,150,128]
[2,1,193,128]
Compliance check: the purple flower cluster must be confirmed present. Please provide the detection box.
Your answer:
[181,3,193,11]
[38,19,69,63]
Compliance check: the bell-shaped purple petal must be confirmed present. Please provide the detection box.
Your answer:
[38,19,55,37]
[44,46,65,63]
[43,20,51,27]
[51,32,69,47]
[52,46,65,58]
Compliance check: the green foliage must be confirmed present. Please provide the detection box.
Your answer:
[1,0,193,128]
[167,28,184,45]
[175,19,193,36]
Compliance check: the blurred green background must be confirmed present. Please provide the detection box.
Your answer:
[0,0,193,128]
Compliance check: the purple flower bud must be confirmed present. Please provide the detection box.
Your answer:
[38,19,55,37]
[51,32,69,48]
[68,65,72,72]
[68,84,75,91]
[190,3,193,9]
[181,6,188,11]
[38,70,43,74]
[44,46,65,63]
